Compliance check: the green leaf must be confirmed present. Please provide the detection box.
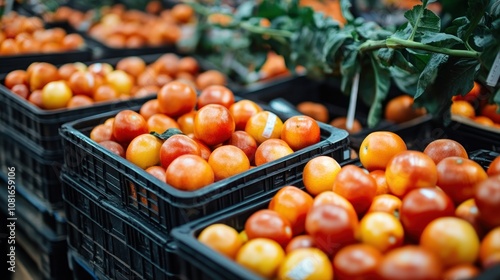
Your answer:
[356,21,393,40]
[392,23,414,40]
[322,31,351,71]
[340,45,361,94]
[491,0,500,17]
[462,0,489,45]
[390,66,420,95]
[234,1,256,20]
[445,17,470,39]
[151,128,184,140]
[420,33,463,48]
[422,0,438,7]
[416,54,449,98]
[340,0,354,22]
[405,6,441,37]
[365,54,391,128]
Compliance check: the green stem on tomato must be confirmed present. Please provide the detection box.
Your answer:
[359,38,481,59]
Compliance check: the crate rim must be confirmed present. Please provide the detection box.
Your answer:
[59,108,350,201]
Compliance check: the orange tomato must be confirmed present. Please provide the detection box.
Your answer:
[302,156,341,196]
[277,248,333,280]
[474,175,500,228]
[369,170,389,195]
[208,145,250,181]
[235,238,285,278]
[280,115,321,151]
[296,101,329,123]
[487,156,500,176]
[333,244,382,280]
[157,81,197,118]
[125,134,162,170]
[41,80,73,109]
[384,95,426,124]
[359,212,404,253]
[268,186,314,236]
[451,100,476,118]
[159,134,201,169]
[197,85,235,109]
[198,224,243,259]
[223,131,258,165]
[194,104,235,146]
[195,69,226,90]
[455,198,485,238]
[166,154,214,191]
[245,111,284,144]
[229,100,263,131]
[479,227,500,269]
[284,235,316,254]
[254,139,294,166]
[385,151,438,198]
[146,113,180,134]
[423,139,468,165]
[245,209,293,248]
[359,131,407,171]
[366,194,402,218]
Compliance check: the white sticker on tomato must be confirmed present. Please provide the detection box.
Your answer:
[262,113,277,139]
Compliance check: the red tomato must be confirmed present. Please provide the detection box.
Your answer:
[366,194,402,219]
[376,245,443,280]
[305,203,359,256]
[475,175,500,228]
[245,209,293,248]
[284,235,316,254]
[159,134,201,169]
[332,165,377,217]
[112,110,148,143]
[333,243,383,280]
[455,198,485,238]
[268,186,314,236]
[400,187,455,241]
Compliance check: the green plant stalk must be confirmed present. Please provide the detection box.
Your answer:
[360,38,481,59]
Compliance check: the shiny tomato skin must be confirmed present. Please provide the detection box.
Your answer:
[333,243,383,280]
[112,110,148,143]
[475,175,500,228]
[400,187,455,242]
[305,203,359,256]
[245,209,293,248]
[268,186,314,236]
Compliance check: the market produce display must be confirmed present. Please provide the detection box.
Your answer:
[191,134,500,279]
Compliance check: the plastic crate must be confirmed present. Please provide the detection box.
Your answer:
[59,105,350,233]
[69,249,107,280]
[469,149,500,171]
[0,129,65,208]
[0,176,70,280]
[252,78,435,151]
[61,173,181,280]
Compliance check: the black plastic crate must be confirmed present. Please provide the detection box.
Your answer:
[469,149,500,171]
[252,78,435,151]
[0,129,65,208]
[61,173,181,280]
[0,176,70,280]
[59,105,350,233]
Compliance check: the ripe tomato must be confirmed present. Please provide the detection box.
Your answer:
[90,124,113,143]
[198,224,243,259]
[280,115,321,151]
[125,134,162,170]
[223,131,258,165]
[41,80,73,109]
[157,80,197,118]
[400,188,455,241]
[359,212,404,253]
[455,198,485,238]
[146,113,180,134]
[245,209,293,248]
[245,111,283,145]
[235,238,284,278]
[305,203,358,256]
[195,70,226,90]
[285,235,316,254]
[165,154,214,191]
[112,110,148,143]
[436,157,488,205]
[106,70,133,96]
[442,264,480,280]
[474,175,500,228]
[385,150,438,198]
[277,248,333,280]
[303,156,342,196]
[208,145,250,181]
[479,227,500,269]
[333,244,382,280]
[312,191,357,219]
[197,85,235,109]
[4,70,28,89]
[160,134,201,169]
[296,101,329,123]
[370,170,389,195]
[268,186,314,236]
[11,84,29,99]
[376,245,443,280]
[177,110,197,135]
[487,156,500,176]
[194,104,235,146]
[99,140,125,158]
[423,139,468,164]
[145,166,166,183]
[254,139,294,166]
[229,100,263,131]
[68,71,98,97]
[139,99,161,121]
[332,165,377,216]
[358,131,407,171]
[366,194,401,218]
[420,217,480,267]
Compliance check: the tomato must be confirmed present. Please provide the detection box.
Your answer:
[245,209,292,248]
[208,145,250,181]
[197,85,235,109]
[366,194,402,219]
[332,244,383,280]
[359,212,404,253]
[455,198,485,238]
[420,217,480,267]
[305,203,358,256]
[442,264,480,280]
[268,186,314,236]
[177,111,197,135]
[194,104,235,146]
[376,245,443,280]
[479,227,500,269]
[159,134,201,169]
[145,166,166,183]
[285,235,316,254]
[11,84,29,99]
[198,224,243,259]
[41,80,73,109]
[224,131,258,165]
[90,124,114,143]
[157,80,197,118]
[280,115,321,151]
[112,110,148,144]
[229,100,263,131]
[475,175,500,228]
[436,157,488,205]
[165,154,214,191]
[99,140,125,158]
[235,238,285,278]
[332,165,377,216]
[125,134,162,170]
[4,70,28,89]
[400,188,455,241]
[370,169,389,195]
[146,114,180,134]
[277,248,333,280]
[303,156,342,196]
[254,139,294,166]
[487,156,500,176]
[385,151,438,198]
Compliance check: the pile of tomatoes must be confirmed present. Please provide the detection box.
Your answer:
[3,53,228,110]
[197,132,500,279]
[89,80,322,191]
